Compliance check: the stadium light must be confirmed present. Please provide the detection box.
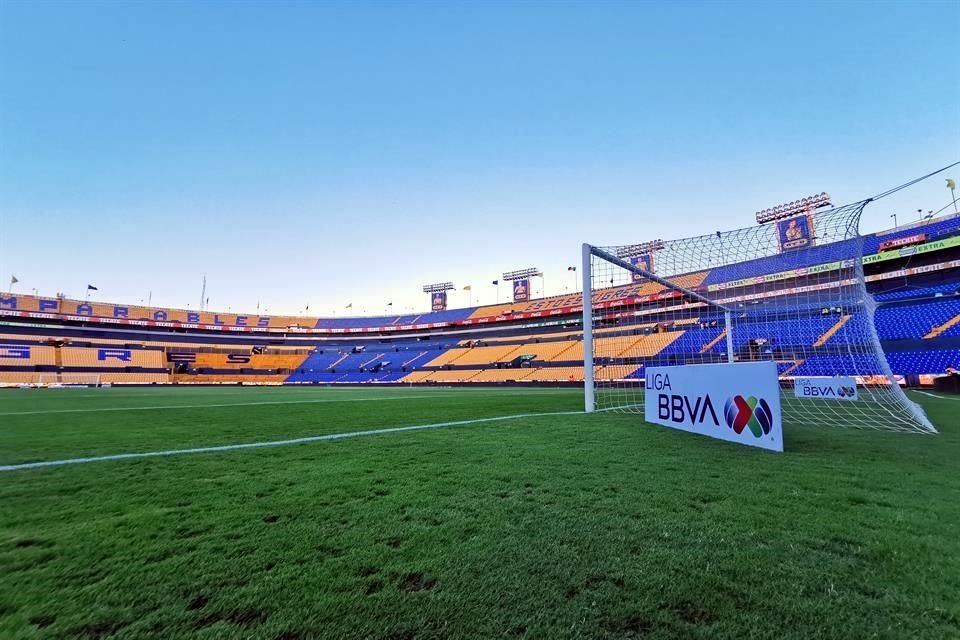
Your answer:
[755,192,832,224]
[502,268,542,281]
[615,240,665,259]
[422,282,455,293]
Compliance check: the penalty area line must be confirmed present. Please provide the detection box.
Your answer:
[0,410,583,472]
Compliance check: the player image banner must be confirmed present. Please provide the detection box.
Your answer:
[643,361,784,452]
[776,214,815,252]
[431,291,447,311]
[630,255,653,282]
[513,279,530,302]
[794,376,858,401]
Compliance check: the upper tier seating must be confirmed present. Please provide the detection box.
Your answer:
[874,299,960,340]
[313,307,476,329]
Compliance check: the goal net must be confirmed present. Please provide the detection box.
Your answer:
[38,373,103,388]
[582,199,936,434]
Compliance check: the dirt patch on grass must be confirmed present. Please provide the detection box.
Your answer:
[604,613,655,637]
[585,574,625,589]
[671,600,715,625]
[262,514,281,524]
[186,594,209,610]
[365,579,384,594]
[383,536,402,549]
[29,615,56,628]
[316,543,345,558]
[13,538,54,549]
[399,572,438,593]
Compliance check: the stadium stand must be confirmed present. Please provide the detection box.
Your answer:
[2,214,960,386]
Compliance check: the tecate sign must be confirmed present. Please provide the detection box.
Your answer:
[794,377,858,401]
[644,361,783,452]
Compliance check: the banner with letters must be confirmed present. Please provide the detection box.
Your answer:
[794,376,858,401]
[513,279,530,303]
[644,361,783,452]
[776,214,815,252]
[630,254,654,283]
[431,291,447,311]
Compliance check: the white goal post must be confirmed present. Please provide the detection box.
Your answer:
[36,373,104,387]
[581,200,935,434]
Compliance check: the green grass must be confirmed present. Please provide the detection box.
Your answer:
[1,386,958,639]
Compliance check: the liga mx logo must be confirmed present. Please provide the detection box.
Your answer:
[724,395,774,438]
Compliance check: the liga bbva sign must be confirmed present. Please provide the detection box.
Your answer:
[794,376,858,401]
[644,361,783,452]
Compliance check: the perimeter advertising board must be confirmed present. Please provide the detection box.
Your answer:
[644,361,784,452]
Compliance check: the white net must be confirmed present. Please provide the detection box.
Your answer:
[584,200,936,434]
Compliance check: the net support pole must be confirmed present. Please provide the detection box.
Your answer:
[724,310,734,364]
[582,243,595,413]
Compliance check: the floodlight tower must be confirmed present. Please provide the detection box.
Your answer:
[422,282,455,312]
[755,192,832,225]
[502,267,543,299]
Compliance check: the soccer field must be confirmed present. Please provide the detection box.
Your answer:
[2,386,958,639]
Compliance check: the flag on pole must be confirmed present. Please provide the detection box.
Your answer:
[567,266,577,272]
[463,285,472,291]
[387,302,393,307]
[491,280,499,285]
[9,275,18,287]
[948,178,956,190]
[346,303,353,310]
[87,284,98,291]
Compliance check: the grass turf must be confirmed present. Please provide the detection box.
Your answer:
[0,386,958,639]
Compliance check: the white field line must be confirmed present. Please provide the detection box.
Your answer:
[911,390,958,400]
[0,411,583,472]
[0,393,526,416]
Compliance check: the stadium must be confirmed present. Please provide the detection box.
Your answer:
[2,3,959,639]
[3,203,960,393]
[3,188,960,638]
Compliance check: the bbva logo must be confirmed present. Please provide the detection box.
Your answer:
[799,384,856,398]
[656,393,720,425]
[723,396,773,438]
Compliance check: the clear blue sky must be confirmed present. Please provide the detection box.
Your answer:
[1,0,957,315]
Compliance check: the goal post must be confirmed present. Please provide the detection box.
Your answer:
[583,242,736,413]
[38,373,103,387]
[581,200,936,434]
